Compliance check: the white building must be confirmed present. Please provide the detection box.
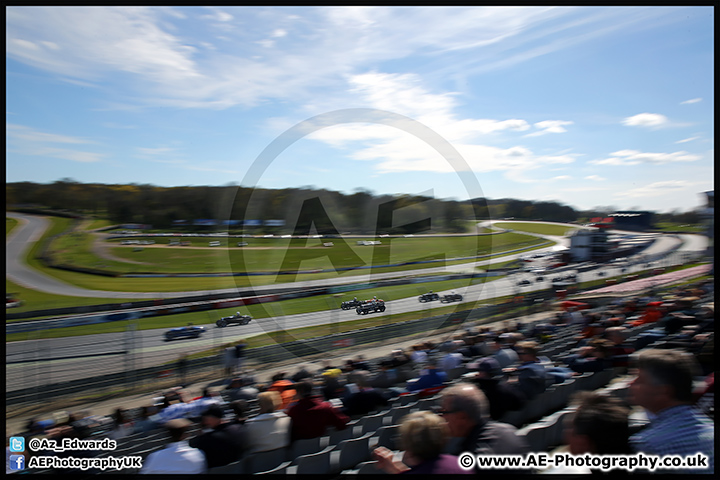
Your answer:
[567,227,609,262]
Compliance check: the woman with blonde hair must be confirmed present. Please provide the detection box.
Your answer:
[244,391,291,453]
[372,411,470,474]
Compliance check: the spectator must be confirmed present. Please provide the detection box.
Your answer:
[605,326,634,369]
[370,359,400,390]
[177,354,189,386]
[266,373,296,410]
[410,344,428,365]
[189,405,246,469]
[466,357,525,420]
[353,355,372,372]
[406,357,448,392]
[189,387,224,418]
[565,338,613,374]
[438,383,528,473]
[154,390,194,423]
[140,418,207,474]
[224,378,252,402]
[342,371,388,417]
[290,364,313,383]
[244,391,291,453]
[629,348,714,474]
[506,340,548,401]
[567,391,631,455]
[223,344,236,377]
[234,339,247,374]
[228,400,249,426]
[372,411,471,474]
[489,336,519,369]
[134,406,158,434]
[440,340,465,372]
[108,408,134,440]
[320,368,344,401]
[286,380,349,441]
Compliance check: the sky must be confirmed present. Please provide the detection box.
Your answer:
[5,6,714,213]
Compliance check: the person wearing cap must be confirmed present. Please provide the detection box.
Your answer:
[467,357,526,420]
[188,404,246,469]
[140,418,207,474]
[320,368,344,401]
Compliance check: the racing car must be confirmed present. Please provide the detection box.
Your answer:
[440,293,463,303]
[418,291,440,303]
[6,293,23,308]
[216,312,253,328]
[356,299,386,315]
[164,324,206,341]
[341,298,362,310]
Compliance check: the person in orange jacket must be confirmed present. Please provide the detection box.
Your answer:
[266,372,297,410]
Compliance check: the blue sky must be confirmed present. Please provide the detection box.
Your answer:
[6,6,714,213]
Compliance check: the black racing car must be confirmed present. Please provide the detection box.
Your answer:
[356,300,386,315]
[165,325,206,341]
[341,299,362,310]
[440,293,463,303]
[418,292,440,303]
[216,313,253,328]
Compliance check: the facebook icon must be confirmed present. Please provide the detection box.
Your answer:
[9,455,25,471]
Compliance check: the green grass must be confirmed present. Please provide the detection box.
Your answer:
[5,278,150,314]
[32,229,546,291]
[652,222,706,233]
[6,276,494,341]
[494,222,579,236]
[7,217,19,235]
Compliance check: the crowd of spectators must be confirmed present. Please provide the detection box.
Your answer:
[8,278,714,474]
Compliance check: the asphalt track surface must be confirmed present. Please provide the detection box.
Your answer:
[6,213,707,391]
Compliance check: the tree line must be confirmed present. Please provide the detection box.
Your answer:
[6,179,700,234]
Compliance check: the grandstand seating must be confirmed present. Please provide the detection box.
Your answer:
[19,279,714,476]
[291,445,335,474]
[335,431,374,472]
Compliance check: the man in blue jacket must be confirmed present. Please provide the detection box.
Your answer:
[407,357,448,392]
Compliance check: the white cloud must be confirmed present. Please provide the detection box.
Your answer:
[306,72,574,182]
[621,113,669,128]
[675,136,700,144]
[525,120,573,137]
[680,98,702,104]
[6,124,104,163]
[6,7,692,111]
[552,175,572,181]
[584,175,605,181]
[6,123,94,144]
[590,149,701,166]
[614,180,698,198]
